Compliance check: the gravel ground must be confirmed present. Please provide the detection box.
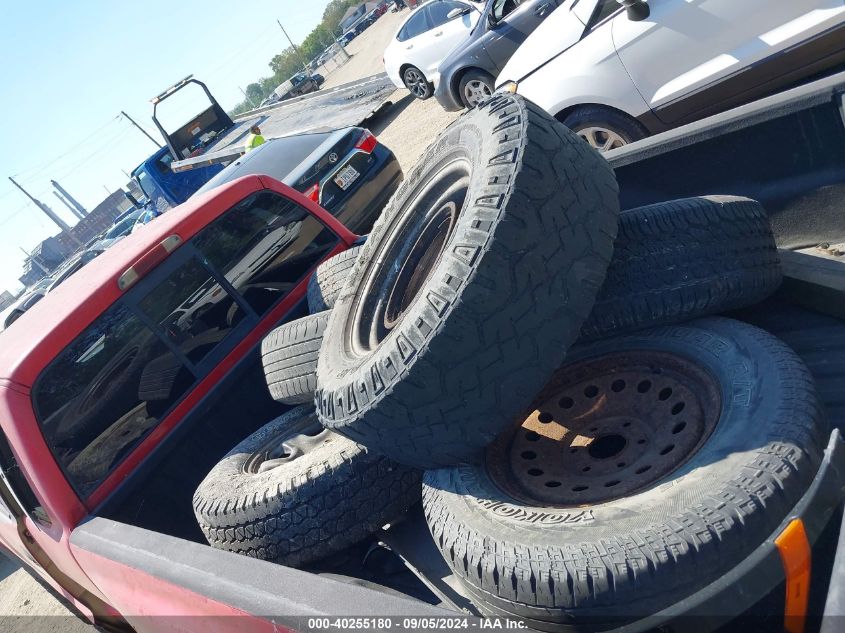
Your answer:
[317,8,462,175]
[321,9,407,90]
[0,7,463,622]
[0,554,91,630]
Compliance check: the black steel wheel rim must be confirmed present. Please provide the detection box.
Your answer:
[346,157,470,356]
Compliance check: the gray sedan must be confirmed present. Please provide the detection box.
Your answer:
[435,0,560,110]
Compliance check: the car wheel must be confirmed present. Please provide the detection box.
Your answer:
[423,318,827,627]
[261,312,328,405]
[402,66,432,100]
[582,196,782,340]
[561,105,648,152]
[193,405,421,567]
[315,93,619,468]
[458,70,495,109]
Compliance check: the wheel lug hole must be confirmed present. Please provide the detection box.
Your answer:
[659,387,673,401]
[558,397,574,409]
[527,468,543,476]
[538,412,553,424]
[584,385,599,398]
[611,380,626,393]
[521,450,537,460]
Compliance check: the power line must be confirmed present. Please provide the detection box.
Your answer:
[120,110,162,148]
[12,116,122,180]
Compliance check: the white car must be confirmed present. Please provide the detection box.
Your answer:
[498,0,845,151]
[384,0,482,100]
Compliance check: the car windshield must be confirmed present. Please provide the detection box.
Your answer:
[104,213,143,239]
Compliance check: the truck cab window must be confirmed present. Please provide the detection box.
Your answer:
[138,256,240,367]
[192,191,336,316]
[33,190,337,499]
[33,303,191,498]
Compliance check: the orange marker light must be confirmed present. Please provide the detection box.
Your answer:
[775,518,812,633]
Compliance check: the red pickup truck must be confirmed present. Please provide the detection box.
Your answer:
[2,72,845,633]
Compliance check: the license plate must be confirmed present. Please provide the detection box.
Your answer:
[333,164,360,190]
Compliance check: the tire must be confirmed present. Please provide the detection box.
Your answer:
[458,69,495,109]
[53,332,157,447]
[423,318,827,628]
[582,196,782,340]
[316,93,619,468]
[193,405,421,567]
[296,197,781,389]
[403,66,432,100]
[561,105,648,152]
[307,246,364,313]
[261,312,329,405]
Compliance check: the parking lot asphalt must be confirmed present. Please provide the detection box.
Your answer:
[0,5,465,624]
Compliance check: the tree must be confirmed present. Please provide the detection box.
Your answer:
[323,0,360,34]
[228,0,362,115]
[245,83,264,105]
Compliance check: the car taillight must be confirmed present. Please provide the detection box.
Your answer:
[355,130,378,154]
[304,183,320,202]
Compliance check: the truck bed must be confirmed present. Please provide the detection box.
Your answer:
[70,70,845,631]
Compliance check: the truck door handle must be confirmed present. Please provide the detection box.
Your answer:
[535,3,551,16]
[406,44,413,49]
[434,31,443,36]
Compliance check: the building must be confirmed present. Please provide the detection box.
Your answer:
[18,236,73,287]
[340,2,380,32]
[0,290,15,312]
[18,190,134,287]
[53,190,134,254]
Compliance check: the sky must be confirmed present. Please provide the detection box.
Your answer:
[0,0,334,294]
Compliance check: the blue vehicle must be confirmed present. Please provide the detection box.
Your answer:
[131,146,224,213]
[129,76,234,212]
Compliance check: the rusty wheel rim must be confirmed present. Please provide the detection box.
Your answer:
[486,351,721,506]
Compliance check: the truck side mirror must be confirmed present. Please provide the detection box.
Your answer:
[616,0,650,21]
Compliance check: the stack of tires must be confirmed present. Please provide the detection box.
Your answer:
[194,94,827,628]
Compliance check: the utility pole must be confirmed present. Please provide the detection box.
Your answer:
[8,177,80,245]
[120,110,162,149]
[51,180,87,218]
[277,19,309,69]
[53,191,83,220]
[239,86,258,108]
[19,246,49,277]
